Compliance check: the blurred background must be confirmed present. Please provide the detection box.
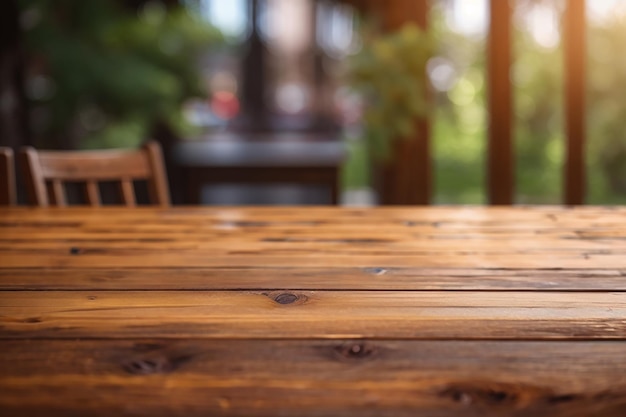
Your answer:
[1,0,625,205]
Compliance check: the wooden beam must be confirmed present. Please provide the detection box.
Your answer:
[564,0,586,205]
[381,0,431,205]
[487,0,514,205]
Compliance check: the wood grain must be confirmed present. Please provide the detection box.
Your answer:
[2,207,626,269]
[1,267,624,291]
[1,206,625,416]
[1,339,625,417]
[1,290,625,340]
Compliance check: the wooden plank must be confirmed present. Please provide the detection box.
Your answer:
[3,221,626,238]
[4,226,626,250]
[1,207,626,269]
[1,339,626,416]
[564,0,586,205]
[1,267,624,291]
[0,205,625,218]
[1,247,625,268]
[1,290,625,340]
[2,208,626,235]
[487,0,514,204]
[0,205,621,223]
[5,238,626,253]
[0,218,624,244]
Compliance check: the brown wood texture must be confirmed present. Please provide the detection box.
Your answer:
[1,339,626,417]
[1,206,626,416]
[0,147,16,206]
[564,0,586,205]
[2,206,626,269]
[487,0,514,205]
[19,141,170,206]
[1,290,625,340]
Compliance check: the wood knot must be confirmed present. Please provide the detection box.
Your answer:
[546,394,578,404]
[335,342,376,360]
[275,293,298,304]
[123,358,168,375]
[439,383,519,407]
[122,354,191,375]
[69,247,82,255]
[22,317,42,324]
[266,292,308,306]
[363,267,387,276]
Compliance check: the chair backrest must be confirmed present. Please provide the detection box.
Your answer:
[0,147,17,206]
[20,142,170,207]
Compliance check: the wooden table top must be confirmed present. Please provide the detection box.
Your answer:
[1,206,626,416]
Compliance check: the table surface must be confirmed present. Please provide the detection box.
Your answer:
[1,206,626,416]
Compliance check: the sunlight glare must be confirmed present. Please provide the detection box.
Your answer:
[446,0,488,37]
[587,0,626,23]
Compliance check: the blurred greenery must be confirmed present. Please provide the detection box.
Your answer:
[346,23,431,161]
[587,13,626,204]
[344,1,626,205]
[17,0,626,204]
[19,0,221,149]
[429,5,486,205]
[513,7,564,204]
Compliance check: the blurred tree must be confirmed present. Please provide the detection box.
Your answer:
[587,13,626,203]
[513,12,563,204]
[18,0,221,150]
[347,23,431,160]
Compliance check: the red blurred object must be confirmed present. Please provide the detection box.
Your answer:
[210,91,240,120]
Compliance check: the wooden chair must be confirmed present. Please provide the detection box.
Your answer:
[1,147,17,206]
[20,142,170,207]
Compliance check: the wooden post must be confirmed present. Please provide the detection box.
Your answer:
[381,0,431,205]
[487,0,514,205]
[564,0,586,205]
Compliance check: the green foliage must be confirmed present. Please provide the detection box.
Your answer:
[343,5,626,205]
[512,19,564,204]
[341,139,371,190]
[587,14,626,204]
[19,0,222,149]
[346,23,431,160]
[429,8,486,204]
